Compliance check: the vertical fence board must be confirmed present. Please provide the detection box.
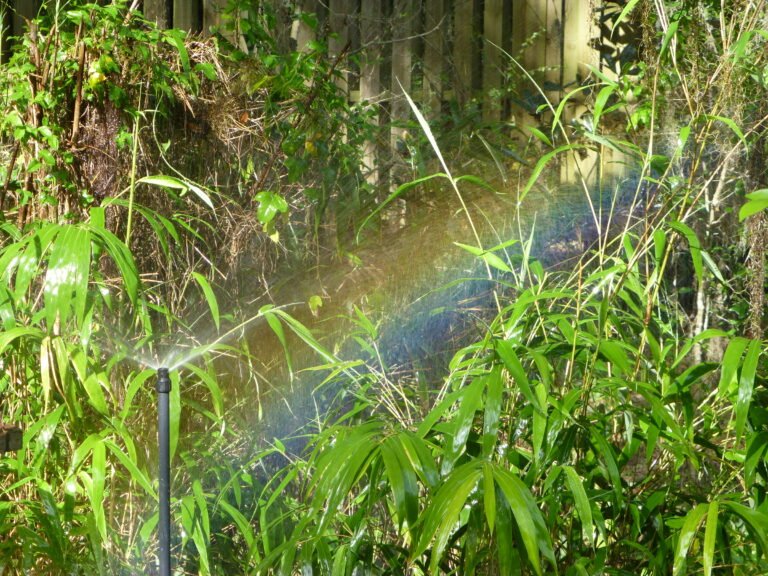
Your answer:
[329,0,351,94]
[563,0,598,94]
[12,0,37,38]
[423,0,445,117]
[1,3,11,62]
[293,0,317,51]
[360,1,381,183]
[453,0,479,105]
[482,0,504,121]
[391,0,414,131]
[544,0,562,103]
[143,0,170,28]
[202,0,224,33]
[173,0,200,32]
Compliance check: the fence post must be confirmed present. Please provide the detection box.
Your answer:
[173,0,201,32]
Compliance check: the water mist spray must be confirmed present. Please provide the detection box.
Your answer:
[156,367,171,576]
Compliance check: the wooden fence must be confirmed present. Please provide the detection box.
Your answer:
[2,1,639,183]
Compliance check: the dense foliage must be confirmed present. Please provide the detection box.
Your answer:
[0,1,766,575]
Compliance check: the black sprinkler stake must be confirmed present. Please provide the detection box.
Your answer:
[156,367,171,576]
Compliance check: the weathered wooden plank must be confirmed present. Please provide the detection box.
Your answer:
[544,0,562,103]
[1,3,12,62]
[292,0,317,52]
[12,0,38,37]
[202,0,224,33]
[144,0,170,28]
[423,0,445,117]
[360,0,381,183]
[173,0,200,32]
[482,0,504,121]
[391,0,414,125]
[453,0,480,105]
[563,0,598,91]
[0,424,22,453]
[328,0,351,94]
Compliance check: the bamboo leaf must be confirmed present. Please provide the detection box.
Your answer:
[721,502,768,556]
[522,145,584,202]
[673,503,708,576]
[718,337,748,397]
[702,500,718,576]
[562,465,594,546]
[483,463,497,534]
[356,173,448,241]
[669,221,702,285]
[89,440,107,543]
[412,462,482,572]
[191,272,220,331]
[739,199,768,220]
[493,466,554,575]
[735,339,761,442]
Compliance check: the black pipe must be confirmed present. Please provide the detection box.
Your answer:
[156,367,171,576]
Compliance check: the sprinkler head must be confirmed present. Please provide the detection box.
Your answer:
[156,367,171,393]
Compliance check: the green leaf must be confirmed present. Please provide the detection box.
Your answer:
[43,225,91,329]
[493,466,554,575]
[356,173,448,241]
[522,145,584,201]
[191,272,220,331]
[721,502,768,556]
[254,190,289,226]
[483,463,497,534]
[669,221,702,285]
[739,199,768,221]
[104,440,155,497]
[701,114,746,145]
[673,504,708,576]
[746,432,768,487]
[444,377,485,472]
[494,339,543,414]
[412,462,482,572]
[735,339,761,442]
[718,337,748,396]
[593,85,616,129]
[702,500,718,576]
[611,0,641,35]
[89,440,107,542]
[562,466,594,546]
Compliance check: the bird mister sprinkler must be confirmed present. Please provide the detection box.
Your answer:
[156,367,172,576]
